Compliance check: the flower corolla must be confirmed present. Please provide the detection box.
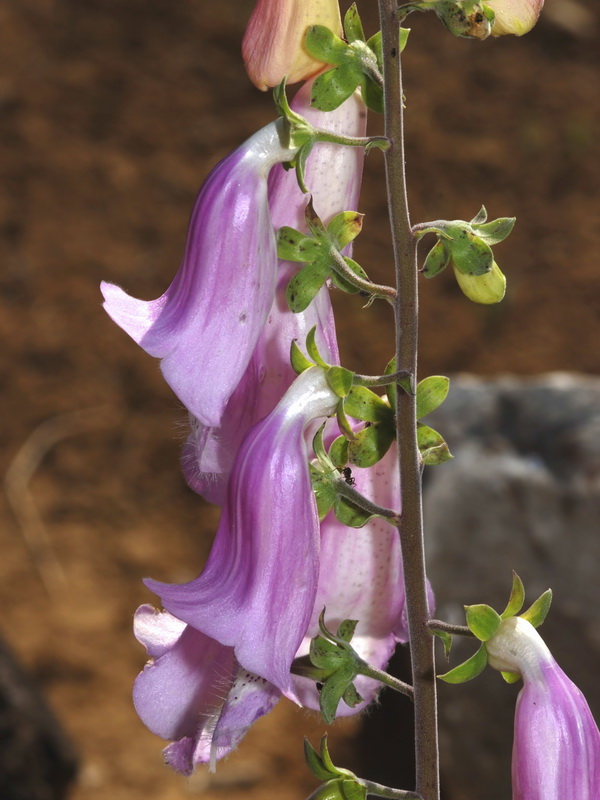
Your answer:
[486,616,600,799]
[183,81,367,504]
[486,0,544,36]
[242,0,343,90]
[101,120,297,429]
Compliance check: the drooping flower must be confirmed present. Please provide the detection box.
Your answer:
[243,0,342,91]
[101,120,297,428]
[182,82,367,504]
[486,616,600,799]
[146,368,339,696]
[133,605,280,774]
[486,0,545,36]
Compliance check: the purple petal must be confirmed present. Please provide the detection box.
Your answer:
[513,660,600,799]
[147,368,339,693]
[102,121,296,428]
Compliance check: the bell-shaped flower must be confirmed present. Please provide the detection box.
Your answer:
[242,0,342,91]
[101,120,297,428]
[486,0,544,36]
[145,367,339,695]
[182,82,366,504]
[486,616,600,799]
[132,604,281,774]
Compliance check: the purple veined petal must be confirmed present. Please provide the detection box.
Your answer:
[132,606,235,746]
[147,368,339,694]
[182,260,339,505]
[101,120,297,428]
[181,82,366,504]
[487,616,600,800]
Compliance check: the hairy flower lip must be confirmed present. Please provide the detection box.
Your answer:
[101,120,298,429]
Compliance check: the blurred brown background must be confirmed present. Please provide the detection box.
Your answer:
[0,0,598,798]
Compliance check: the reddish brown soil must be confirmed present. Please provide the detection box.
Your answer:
[0,1,598,799]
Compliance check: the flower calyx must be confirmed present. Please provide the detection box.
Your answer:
[305,4,410,113]
[438,572,553,684]
[278,198,372,311]
[304,736,367,800]
[415,206,515,304]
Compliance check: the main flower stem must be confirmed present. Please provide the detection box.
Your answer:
[377,1,440,798]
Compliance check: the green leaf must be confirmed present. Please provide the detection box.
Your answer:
[286,261,330,312]
[328,436,349,468]
[417,424,453,465]
[327,211,364,250]
[344,386,393,424]
[422,239,451,278]
[327,366,354,398]
[465,604,502,642]
[474,216,516,245]
[311,64,360,112]
[416,375,450,419]
[305,24,348,65]
[277,226,322,262]
[438,643,488,684]
[501,670,521,684]
[290,339,314,374]
[343,3,365,43]
[501,571,525,619]
[347,423,395,468]
[521,589,552,628]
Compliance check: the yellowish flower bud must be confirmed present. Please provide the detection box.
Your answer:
[486,0,544,36]
[453,261,506,304]
[242,0,343,91]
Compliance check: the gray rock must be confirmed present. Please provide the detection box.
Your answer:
[424,373,600,799]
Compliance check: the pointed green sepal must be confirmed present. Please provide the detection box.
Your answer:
[333,495,374,528]
[310,64,361,113]
[438,643,488,684]
[348,423,395,468]
[449,229,494,276]
[501,670,521,685]
[336,619,358,643]
[291,339,315,374]
[319,665,361,723]
[521,589,552,628]
[344,386,393,424]
[501,571,526,619]
[337,400,358,442]
[327,211,364,250]
[306,326,329,367]
[422,239,451,278]
[417,424,453,465]
[465,604,502,642]
[470,205,488,224]
[473,216,516,245]
[431,628,453,659]
[277,226,323,263]
[341,682,363,709]
[310,463,337,520]
[343,3,366,42]
[329,436,349,468]
[312,423,330,466]
[416,375,450,419]
[304,737,337,782]
[305,25,349,66]
[327,366,354,398]
[286,261,330,312]
[329,256,370,295]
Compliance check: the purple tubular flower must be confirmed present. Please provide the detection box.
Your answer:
[486,616,600,799]
[182,82,367,504]
[133,605,280,774]
[146,367,339,695]
[101,120,297,428]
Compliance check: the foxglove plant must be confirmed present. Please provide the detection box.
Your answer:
[102,0,598,797]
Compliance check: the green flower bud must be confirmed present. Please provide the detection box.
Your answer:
[453,260,506,304]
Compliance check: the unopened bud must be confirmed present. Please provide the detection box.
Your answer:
[484,0,544,36]
[453,260,506,304]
